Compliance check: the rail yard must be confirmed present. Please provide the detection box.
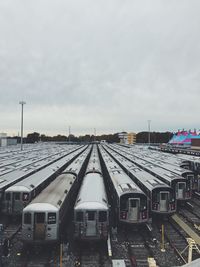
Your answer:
[0,143,200,267]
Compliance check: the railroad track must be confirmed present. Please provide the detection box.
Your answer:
[76,241,110,267]
[191,195,200,207]
[117,225,153,267]
[162,218,200,264]
[178,202,200,233]
[178,207,200,226]
[18,244,58,267]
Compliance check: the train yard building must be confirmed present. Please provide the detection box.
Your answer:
[118,132,136,145]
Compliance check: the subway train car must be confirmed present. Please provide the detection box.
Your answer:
[0,145,82,210]
[109,144,192,201]
[99,146,149,224]
[128,146,195,191]
[21,147,90,244]
[176,154,200,191]
[74,145,109,241]
[104,146,176,214]
[2,146,86,216]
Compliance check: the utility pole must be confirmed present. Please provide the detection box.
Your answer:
[94,128,96,142]
[148,120,151,146]
[19,101,26,151]
[68,126,71,143]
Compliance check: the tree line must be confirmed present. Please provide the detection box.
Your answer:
[20,131,173,144]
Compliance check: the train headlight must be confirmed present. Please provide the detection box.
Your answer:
[27,234,31,238]
[47,234,51,237]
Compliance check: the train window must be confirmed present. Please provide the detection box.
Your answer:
[35,213,45,223]
[140,197,147,210]
[76,212,83,222]
[178,183,185,189]
[99,211,107,222]
[23,193,29,201]
[130,199,137,208]
[152,191,159,202]
[14,193,20,200]
[160,193,168,200]
[87,211,95,221]
[24,213,31,224]
[120,199,127,210]
[48,213,56,224]
[5,193,11,201]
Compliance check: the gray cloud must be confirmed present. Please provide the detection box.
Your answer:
[0,0,200,135]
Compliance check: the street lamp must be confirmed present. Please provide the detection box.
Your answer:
[19,101,26,151]
[94,128,96,142]
[68,126,71,143]
[148,120,151,146]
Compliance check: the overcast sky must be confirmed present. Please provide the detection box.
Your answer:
[0,0,200,136]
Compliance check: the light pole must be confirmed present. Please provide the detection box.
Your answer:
[148,120,151,146]
[94,128,96,142]
[68,126,71,143]
[19,101,26,151]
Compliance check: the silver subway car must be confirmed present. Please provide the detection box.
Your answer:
[74,145,109,240]
[99,146,149,224]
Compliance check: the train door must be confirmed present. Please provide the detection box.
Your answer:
[128,198,139,221]
[4,192,12,214]
[177,182,186,199]
[86,211,96,236]
[34,212,46,240]
[160,192,169,212]
[13,192,21,214]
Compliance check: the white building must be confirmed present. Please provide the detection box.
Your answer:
[0,133,7,147]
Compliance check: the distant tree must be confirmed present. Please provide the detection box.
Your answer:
[26,132,40,143]
[52,135,67,142]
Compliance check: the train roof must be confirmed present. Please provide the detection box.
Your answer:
[109,145,192,180]
[5,147,87,193]
[127,146,194,175]
[99,148,145,197]
[85,145,101,174]
[24,173,77,211]
[74,172,108,210]
[0,146,85,191]
[23,203,58,212]
[104,147,170,191]
[142,157,193,175]
[63,146,90,175]
[177,154,200,164]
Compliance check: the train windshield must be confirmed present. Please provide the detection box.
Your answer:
[76,211,84,222]
[99,211,107,222]
[187,175,194,181]
[130,199,137,208]
[35,213,45,223]
[160,192,168,200]
[140,196,147,210]
[5,192,11,201]
[152,190,159,202]
[14,193,20,200]
[120,198,127,210]
[24,213,32,224]
[178,183,185,190]
[87,211,95,221]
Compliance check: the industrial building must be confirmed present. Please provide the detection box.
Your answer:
[118,132,136,144]
[0,133,17,147]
